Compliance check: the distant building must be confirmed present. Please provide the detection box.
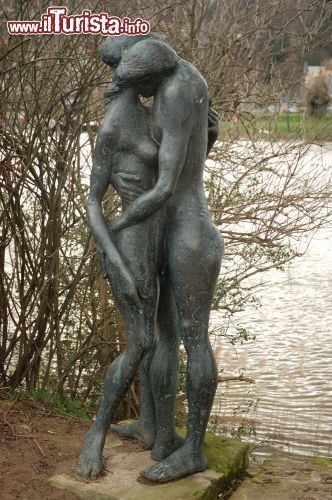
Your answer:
[304,64,332,97]
[305,65,324,83]
[327,71,332,95]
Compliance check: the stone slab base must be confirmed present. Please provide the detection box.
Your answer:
[49,431,249,500]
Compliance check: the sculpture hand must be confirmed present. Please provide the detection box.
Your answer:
[111,172,146,204]
[110,216,125,233]
[96,243,142,309]
[208,106,220,143]
[105,256,143,310]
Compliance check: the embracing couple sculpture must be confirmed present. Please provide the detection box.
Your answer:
[77,33,224,483]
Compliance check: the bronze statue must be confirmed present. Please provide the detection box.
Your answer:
[77,34,223,483]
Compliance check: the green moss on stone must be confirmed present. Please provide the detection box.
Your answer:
[157,430,249,500]
[201,432,249,498]
[309,456,332,468]
[204,433,249,474]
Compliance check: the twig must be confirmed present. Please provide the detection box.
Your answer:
[2,409,16,436]
[218,375,255,384]
[32,437,45,456]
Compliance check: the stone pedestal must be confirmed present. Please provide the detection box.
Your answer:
[50,432,249,500]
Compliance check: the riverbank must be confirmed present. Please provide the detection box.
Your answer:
[0,397,89,499]
[1,396,331,499]
[230,455,332,500]
[220,113,332,141]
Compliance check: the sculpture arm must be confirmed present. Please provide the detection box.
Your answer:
[88,130,119,262]
[87,129,141,307]
[111,92,192,232]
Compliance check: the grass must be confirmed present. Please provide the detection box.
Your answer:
[2,387,90,420]
[220,113,332,141]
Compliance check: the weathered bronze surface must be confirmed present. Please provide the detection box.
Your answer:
[77,34,223,483]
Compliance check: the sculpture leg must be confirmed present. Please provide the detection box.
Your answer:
[77,221,159,477]
[111,342,157,448]
[108,217,166,448]
[141,222,223,482]
[77,308,154,476]
[150,271,184,460]
[111,272,184,458]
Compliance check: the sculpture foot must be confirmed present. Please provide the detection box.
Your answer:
[141,442,207,482]
[151,433,185,461]
[111,420,156,448]
[76,430,104,477]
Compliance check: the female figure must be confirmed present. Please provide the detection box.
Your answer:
[77,38,181,476]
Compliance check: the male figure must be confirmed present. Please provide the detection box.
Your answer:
[108,37,224,482]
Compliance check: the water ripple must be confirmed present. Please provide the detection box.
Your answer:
[212,144,332,458]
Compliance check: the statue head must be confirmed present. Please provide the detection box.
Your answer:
[101,34,178,97]
[101,34,150,69]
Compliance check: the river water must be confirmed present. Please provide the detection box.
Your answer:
[212,143,332,459]
[81,135,332,457]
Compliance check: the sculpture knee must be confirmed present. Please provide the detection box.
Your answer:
[179,318,193,337]
[158,328,180,352]
[138,322,155,356]
[124,332,153,364]
[180,318,210,350]
[140,331,154,354]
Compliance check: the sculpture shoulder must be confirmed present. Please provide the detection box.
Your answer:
[156,60,208,126]
[97,110,119,143]
[178,59,208,93]
[161,60,208,104]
